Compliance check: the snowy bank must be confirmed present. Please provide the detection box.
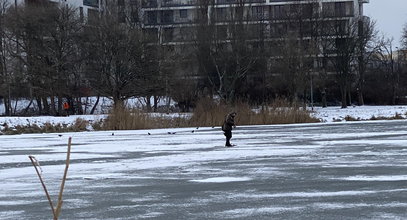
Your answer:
[1,105,407,133]
[311,105,407,122]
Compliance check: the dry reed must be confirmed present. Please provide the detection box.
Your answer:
[189,98,320,127]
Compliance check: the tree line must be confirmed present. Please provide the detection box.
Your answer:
[0,0,406,116]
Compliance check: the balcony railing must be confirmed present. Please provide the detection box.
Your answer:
[161,0,197,7]
[216,0,266,4]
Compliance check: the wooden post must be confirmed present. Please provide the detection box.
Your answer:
[55,137,72,219]
[28,156,57,219]
[29,137,72,220]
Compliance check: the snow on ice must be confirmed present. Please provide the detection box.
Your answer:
[1,105,407,219]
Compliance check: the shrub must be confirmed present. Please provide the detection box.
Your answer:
[0,99,320,134]
[101,106,191,130]
[189,98,230,127]
[344,115,360,121]
[189,98,320,127]
[70,118,89,132]
[370,113,405,120]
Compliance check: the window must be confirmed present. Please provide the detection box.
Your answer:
[270,23,287,37]
[149,0,158,7]
[87,9,99,24]
[322,2,335,17]
[163,28,174,42]
[179,9,188,18]
[161,10,174,23]
[335,2,346,17]
[273,5,286,19]
[131,10,139,22]
[146,11,157,24]
[143,0,157,8]
[289,4,300,17]
[145,29,158,42]
[335,20,348,35]
[216,8,227,21]
[118,11,126,23]
[251,6,263,20]
[83,0,99,8]
[345,2,354,16]
[276,23,287,36]
[79,7,84,22]
[302,3,315,18]
[216,26,228,39]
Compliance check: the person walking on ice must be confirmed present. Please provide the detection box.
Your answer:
[222,112,237,147]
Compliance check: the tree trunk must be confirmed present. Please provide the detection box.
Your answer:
[392,87,397,105]
[12,98,18,115]
[23,98,34,115]
[341,86,347,109]
[3,97,10,116]
[321,88,327,108]
[357,87,364,106]
[76,97,83,115]
[145,96,152,112]
[153,96,159,112]
[57,96,63,116]
[358,55,365,106]
[84,97,89,114]
[90,96,100,115]
[347,85,352,106]
[50,96,56,116]
[36,97,42,115]
[42,97,50,115]
[166,96,171,114]
[113,96,124,110]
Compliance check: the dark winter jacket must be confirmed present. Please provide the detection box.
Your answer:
[222,112,236,131]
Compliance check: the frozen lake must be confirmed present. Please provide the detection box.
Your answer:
[1,120,407,219]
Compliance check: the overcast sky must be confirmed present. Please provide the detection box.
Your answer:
[364,0,407,48]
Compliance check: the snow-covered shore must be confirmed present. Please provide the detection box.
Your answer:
[1,105,407,132]
[311,105,407,122]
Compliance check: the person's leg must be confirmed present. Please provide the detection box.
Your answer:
[225,131,232,146]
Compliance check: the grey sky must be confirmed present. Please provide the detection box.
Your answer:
[364,0,407,48]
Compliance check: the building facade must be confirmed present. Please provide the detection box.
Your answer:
[138,0,369,45]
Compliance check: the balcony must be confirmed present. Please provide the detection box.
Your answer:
[161,0,197,7]
[216,0,266,4]
[83,0,99,8]
[142,0,158,8]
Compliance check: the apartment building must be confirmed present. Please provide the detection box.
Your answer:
[14,0,369,46]
[139,0,369,45]
[8,0,101,21]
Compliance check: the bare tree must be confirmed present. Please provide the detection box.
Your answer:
[402,22,407,49]
[375,37,400,105]
[271,2,319,103]
[354,17,378,106]
[194,0,260,103]
[4,2,49,115]
[194,0,219,99]
[38,4,83,115]
[82,2,145,108]
[5,2,83,115]
[0,0,10,115]
[325,18,358,108]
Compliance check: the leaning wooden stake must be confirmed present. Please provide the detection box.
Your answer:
[28,155,57,219]
[29,137,72,220]
[55,137,72,219]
